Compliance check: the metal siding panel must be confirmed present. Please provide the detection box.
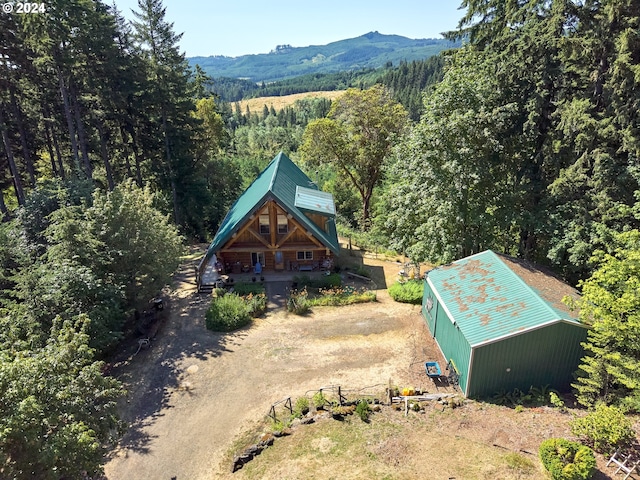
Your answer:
[467,322,588,398]
[432,302,472,394]
[422,281,437,334]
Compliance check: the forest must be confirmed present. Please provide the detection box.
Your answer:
[0,0,639,477]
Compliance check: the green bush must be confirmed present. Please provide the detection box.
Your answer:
[539,438,596,480]
[388,280,423,304]
[212,287,226,298]
[205,293,251,332]
[293,273,342,289]
[570,403,635,454]
[349,265,371,278]
[550,392,566,411]
[308,285,376,306]
[244,293,267,317]
[313,391,327,410]
[355,400,371,422]
[294,397,310,418]
[287,288,311,315]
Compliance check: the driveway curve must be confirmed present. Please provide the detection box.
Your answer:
[104,266,440,479]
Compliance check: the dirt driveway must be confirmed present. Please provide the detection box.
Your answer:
[104,258,444,479]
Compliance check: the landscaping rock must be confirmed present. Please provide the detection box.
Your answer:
[259,433,275,447]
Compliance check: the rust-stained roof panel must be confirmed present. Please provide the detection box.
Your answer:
[426,250,582,347]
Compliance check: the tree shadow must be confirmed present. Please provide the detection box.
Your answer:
[336,247,389,290]
[104,252,248,458]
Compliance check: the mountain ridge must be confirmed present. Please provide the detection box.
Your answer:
[188,31,459,83]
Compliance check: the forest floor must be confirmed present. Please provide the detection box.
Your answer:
[103,245,631,480]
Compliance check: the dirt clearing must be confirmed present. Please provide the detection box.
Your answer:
[104,251,621,479]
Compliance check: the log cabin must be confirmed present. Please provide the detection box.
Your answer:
[200,152,339,284]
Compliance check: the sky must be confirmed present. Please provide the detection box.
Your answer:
[112,0,466,58]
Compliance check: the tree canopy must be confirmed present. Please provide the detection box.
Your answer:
[300,85,408,228]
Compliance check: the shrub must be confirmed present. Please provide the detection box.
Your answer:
[308,286,376,306]
[492,385,557,407]
[388,280,423,304]
[351,265,371,278]
[620,392,640,413]
[550,392,566,412]
[570,403,635,454]
[205,293,251,332]
[312,391,327,410]
[294,397,309,418]
[287,288,310,315]
[539,438,596,480]
[244,293,267,317]
[270,418,291,433]
[355,400,371,422]
[212,287,226,298]
[293,273,342,289]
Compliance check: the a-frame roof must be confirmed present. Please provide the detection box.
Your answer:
[206,152,339,255]
[425,250,585,347]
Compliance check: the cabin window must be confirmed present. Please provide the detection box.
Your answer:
[259,214,270,234]
[277,214,288,234]
[297,251,313,260]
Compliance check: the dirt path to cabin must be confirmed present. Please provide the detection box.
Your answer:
[104,250,446,479]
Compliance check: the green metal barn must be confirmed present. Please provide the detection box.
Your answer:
[421,250,589,399]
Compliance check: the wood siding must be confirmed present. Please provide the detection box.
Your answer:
[219,199,333,271]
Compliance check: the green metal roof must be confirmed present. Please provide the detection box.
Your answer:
[207,152,339,255]
[425,250,583,347]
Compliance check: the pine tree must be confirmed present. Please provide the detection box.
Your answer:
[571,231,640,410]
[131,0,202,228]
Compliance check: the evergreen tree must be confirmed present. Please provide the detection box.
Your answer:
[570,231,640,410]
[131,0,203,228]
[546,1,640,282]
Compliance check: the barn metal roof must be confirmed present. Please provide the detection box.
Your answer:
[425,250,584,347]
[206,152,339,255]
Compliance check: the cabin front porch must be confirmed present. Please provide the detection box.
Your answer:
[197,249,334,291]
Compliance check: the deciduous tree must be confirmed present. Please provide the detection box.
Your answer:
[384,49,520,264]
[0,317,123,478]
[300,85,408,228]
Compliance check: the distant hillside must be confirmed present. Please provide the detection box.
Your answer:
[215,55,446,121]
[188,31,459,83]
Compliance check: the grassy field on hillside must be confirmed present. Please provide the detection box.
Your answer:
[237,90,346,114]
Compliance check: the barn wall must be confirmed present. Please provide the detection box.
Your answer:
[421,281,437,334]
[422,281,472,394]
[468,322,588,398]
